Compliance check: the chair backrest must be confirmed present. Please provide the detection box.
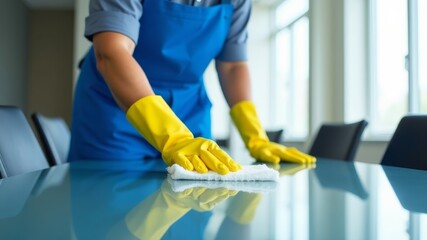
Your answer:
[381,115,427,170]
[215,138,230,148]
[308,120,368,161]
[0,106,49,178]
[266,129,284,143]
[31,113,70,166]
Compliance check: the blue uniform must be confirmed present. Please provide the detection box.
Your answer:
[69,0,251,161]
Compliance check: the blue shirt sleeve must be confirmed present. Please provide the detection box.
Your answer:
[85,0,143,43]
[216,0,251,62]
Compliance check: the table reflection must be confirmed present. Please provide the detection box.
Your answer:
[0,158,426,240]
[383,166,427,214]
[313,159,368,199]
[0,166,70,239]
[69,159,273,239]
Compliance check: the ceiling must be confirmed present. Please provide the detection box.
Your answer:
[23,0,74,9]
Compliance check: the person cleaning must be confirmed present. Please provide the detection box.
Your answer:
[68,0,315,174]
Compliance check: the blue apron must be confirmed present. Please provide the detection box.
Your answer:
[69,0,233,161]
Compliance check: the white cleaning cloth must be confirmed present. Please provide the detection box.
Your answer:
[167,164,279,182]
[167,177,278,193]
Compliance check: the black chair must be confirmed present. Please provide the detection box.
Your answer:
[266,129,284,143]
[216,138,230,148]
[381,115,427,170]
[308,120,368,161]
[31,113,70,166]
[0,106,49,178]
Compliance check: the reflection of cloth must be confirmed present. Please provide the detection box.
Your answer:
[167,164,279,182]
[167,177,277,193]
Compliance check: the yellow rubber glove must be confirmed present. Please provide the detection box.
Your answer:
[125,181,237,239]
[127,95,241,175]
[226,192,262,224]
[265,163,316,175]
[230,101,316,164]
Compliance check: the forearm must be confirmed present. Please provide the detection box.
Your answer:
[93,32,154,111]
[216,61,251,107]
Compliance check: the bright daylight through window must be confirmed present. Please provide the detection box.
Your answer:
[370,0,426,136]
[272,0,309,139]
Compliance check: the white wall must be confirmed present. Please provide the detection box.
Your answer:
[27,10,74,123]
[73,0,90,86]
[309,0,345,131]
[0,0,29,110]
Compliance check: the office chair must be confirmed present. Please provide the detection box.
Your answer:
[381,115,427,170]
[31,113,70,166]
[266,129,284,143]
[308,120,368,161]
[0,106,49,178]
[216,138,230,148]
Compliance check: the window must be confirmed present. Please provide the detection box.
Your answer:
[369,0,408,135]
[272,0,309,139]
[419,0,427,112]
[369,0,426,136]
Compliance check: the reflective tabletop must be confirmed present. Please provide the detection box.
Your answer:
[0,156,426,240]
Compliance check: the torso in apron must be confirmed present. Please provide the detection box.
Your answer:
[69,0,233,161]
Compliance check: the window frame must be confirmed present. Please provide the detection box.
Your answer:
[270,1,310,140]
[367,0,423,138]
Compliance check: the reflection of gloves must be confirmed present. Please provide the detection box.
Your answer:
[230,101,316,164]
[127,95,241,175]
[125,181,237,239]
[162,185,238,212]
[265,163,316,176]
[226,192,262,224]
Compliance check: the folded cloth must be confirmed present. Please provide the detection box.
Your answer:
[167,164,279,182]
[167,177,278,193]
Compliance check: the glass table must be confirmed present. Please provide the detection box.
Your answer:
[0,156,426,240]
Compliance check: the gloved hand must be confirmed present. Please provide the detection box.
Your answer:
[125,180,237,239]
[230,101,316,164]
[279,163,316,175]
[161,185,238,212]
[127,95,241,175]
